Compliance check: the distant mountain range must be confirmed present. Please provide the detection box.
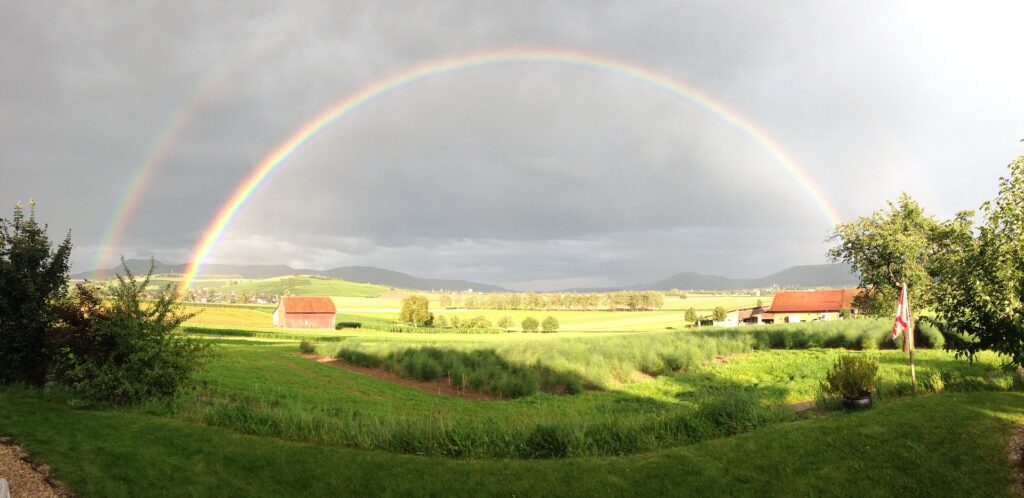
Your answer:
[75,260,858,293]
[631,264,859,291]
[73,260,508,292]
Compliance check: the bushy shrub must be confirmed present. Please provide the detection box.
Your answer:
[541,316,560,333]
[335,321,361,330]
[521,317,539,332]
[298,340,316,354]
[48,265,209,404]
[0,201,72,386]
[523,424,573,458]
[821,354,878,399]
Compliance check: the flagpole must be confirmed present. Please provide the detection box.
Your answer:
[901,283,917,392]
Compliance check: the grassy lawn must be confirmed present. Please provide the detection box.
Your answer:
[1,388,1021,496]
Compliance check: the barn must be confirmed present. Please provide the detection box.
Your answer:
[273,296,337,329]
[767,289,861,323]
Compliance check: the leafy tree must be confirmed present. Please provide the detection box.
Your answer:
[712,306,728,321]
[439,294,452,309]
[828,194,942,315]
[541,316,560,333]
[497,315,514,332]
[433,314,449,328]
[0,201,72,386]
[470,315,491,329]
[684,307,697,324]
[47,262,208,403]
[521,316,539,333]
[398,295,432,327]
[450,315,462,329]
[928,156,1024,367]
[756,299,764,308]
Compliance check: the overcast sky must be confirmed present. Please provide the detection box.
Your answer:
[2,1,1023,290]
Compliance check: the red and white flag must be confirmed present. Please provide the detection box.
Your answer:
[893,283,910,339]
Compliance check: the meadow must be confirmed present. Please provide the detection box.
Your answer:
[5,282,1024,496]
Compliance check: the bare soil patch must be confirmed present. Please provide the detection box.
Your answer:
[299,354,503,401]
[0,437,72,498]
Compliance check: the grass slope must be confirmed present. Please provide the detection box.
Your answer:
[0,390,1019,497]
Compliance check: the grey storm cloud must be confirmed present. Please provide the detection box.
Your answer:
[2,1,1023,289]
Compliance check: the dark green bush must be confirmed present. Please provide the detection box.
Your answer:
[298,340,316,354]
[335,321,361,330]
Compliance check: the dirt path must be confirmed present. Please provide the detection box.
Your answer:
[0,437,68,497]
[1009,426,1024,496]
[299,354,504,401]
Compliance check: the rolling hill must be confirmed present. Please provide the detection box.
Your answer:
[74,260,507,292]
[640,263,859,291]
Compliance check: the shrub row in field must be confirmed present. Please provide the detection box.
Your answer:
[188,386,793,459]
[698,318,944,351]
[336,347,586,398]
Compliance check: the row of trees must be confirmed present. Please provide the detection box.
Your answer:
[0,203,207,403]
[830,155,1024,368]
[399,295,560,332]
[438,291,665,312]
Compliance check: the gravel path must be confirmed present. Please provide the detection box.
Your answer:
[0,438,61,498]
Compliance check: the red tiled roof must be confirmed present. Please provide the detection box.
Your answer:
[768,289,861,313]
[279,296,336,314]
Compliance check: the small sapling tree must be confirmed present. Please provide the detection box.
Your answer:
[541,316,560,333]
[398,295,432,327]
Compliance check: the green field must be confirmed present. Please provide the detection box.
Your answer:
[1,327,1022,495]
[7,294,1024,496]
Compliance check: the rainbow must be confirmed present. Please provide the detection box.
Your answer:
[90,21,301,278]
[181,48,842,290]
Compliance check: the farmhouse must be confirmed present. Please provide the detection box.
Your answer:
[708,306,771,327]
[767,289,861,323]
[273,296,337,329]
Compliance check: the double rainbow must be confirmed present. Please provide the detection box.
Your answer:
[180,48,842,290]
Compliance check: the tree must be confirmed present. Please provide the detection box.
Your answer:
[470,315,491,329]
[928,156,1024,367]
[398,295,432,326]
[433,315,449,328]
[450,315,462,329]
[684,307,697,324]
[541,316,560,333]
[756,298,763,308]
[712,306,727,322]
[0,201,72,386]
[439,294,452,309]
[497,315,514,332]
[47,262,208,403]
[828,193,943,315]
[521,316,539,332]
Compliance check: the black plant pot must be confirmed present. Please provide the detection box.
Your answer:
[842,394,873,410]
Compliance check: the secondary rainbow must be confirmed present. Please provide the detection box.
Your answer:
[181,48,842,290]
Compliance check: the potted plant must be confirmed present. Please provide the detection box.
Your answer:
[821,354,878,409]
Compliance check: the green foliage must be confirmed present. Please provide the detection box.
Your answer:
[521,316,539,332]
[828,193,943,315]
[839,308,852,320]
[821,355,878,399]
[298,340,316,354]
[684,307,697,324]
[47,263,209,404]
[712,306,727,321]
[334,321,361,330]
[497,315,514,331]
[0,201,72,386]
[541,316,560,333]
[432,315,448,328]
[397,295,432,327]
[468,315,491,329]
[928,156,1024,368]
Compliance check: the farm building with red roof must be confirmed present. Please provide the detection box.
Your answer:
[767,289,861,323]
[273,296,337,329]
